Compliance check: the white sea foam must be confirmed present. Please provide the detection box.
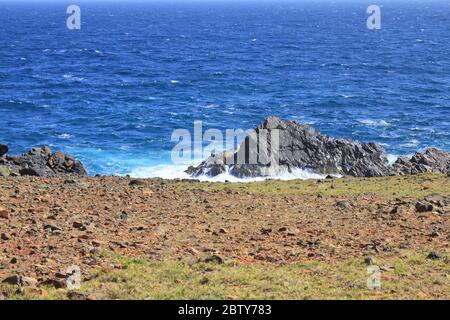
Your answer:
[400,139,420,148]
[57,133,74,139]
[387,154,399,164]
[358,119,390,128]
[127,164,328,182]
[63,74,85,82]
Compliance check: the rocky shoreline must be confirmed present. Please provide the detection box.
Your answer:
[0,124,449,299]
[187,117,450,179]
[0,145,87,178]
[1,117,449,180]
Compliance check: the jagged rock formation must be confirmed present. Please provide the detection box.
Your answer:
[186,116,450,179]
[186,116,393,178]
[0,145,87,177]
[393,148,450,175]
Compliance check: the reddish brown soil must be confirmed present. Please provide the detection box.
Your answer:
[0,176,448,287]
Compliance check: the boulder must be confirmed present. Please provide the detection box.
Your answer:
[0,145,87,177]
[392,148,450,175]
[0,144,8,157]
[187,116,393,178]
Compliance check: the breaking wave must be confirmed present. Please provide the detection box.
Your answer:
[127,164,328,182]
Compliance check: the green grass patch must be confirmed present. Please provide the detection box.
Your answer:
[4,251,448,300]
[172,174,450,199]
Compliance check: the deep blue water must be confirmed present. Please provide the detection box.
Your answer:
[0,1,449,177]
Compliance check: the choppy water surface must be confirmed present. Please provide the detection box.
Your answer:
[0,1,449,178]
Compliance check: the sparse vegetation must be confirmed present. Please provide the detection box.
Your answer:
[3,251,448,300]
[0,174,448,300]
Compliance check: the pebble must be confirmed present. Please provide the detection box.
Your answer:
[390,206,402,214]
[129,180,144,187]
[426,251,441,260]
[364,256,376,265]
[2,275,21,285]
[44,224,62,232]
[415,202,433,213]
[0,207,11,219]
[67,291,89,300]
[1,233,10,240]
[203,254,224,264]
[73,221,87,230]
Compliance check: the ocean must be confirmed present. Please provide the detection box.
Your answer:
[1,1,449,180]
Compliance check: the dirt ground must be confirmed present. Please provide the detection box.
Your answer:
[0,174,449,299]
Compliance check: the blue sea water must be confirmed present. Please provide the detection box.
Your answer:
[0,1,449,178]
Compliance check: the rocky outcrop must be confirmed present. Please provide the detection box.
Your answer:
[186,116,450,179]
[187,116,393,178]
[0,145,87,177]
[392,148,450,175]
[0,144,8,157]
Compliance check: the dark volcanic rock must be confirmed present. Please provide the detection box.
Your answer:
[415,202,433,213]
[0,144,8,157]
[187,116,393,178]
[0,145,87,177]
[392,148,450,175]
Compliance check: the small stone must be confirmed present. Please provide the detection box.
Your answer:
[203,254,224,264]
[219,228,228,234]
[1,233,10,240]
[364,256,376,265]
[44,224,62,232]
[118,212,128,222]
[64,179,79,185]
[129,180,144,187]
[73,221,86,231]
[67,291,88,300]
[55,272,67,279]
[415,202,433,213]
[0,207,10,219]
[430,231,440,238]
[2,275,21,285]
[426,251,441,260]
[336,200,350,209]
[41,278,67,289]
[390,206,402,214]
